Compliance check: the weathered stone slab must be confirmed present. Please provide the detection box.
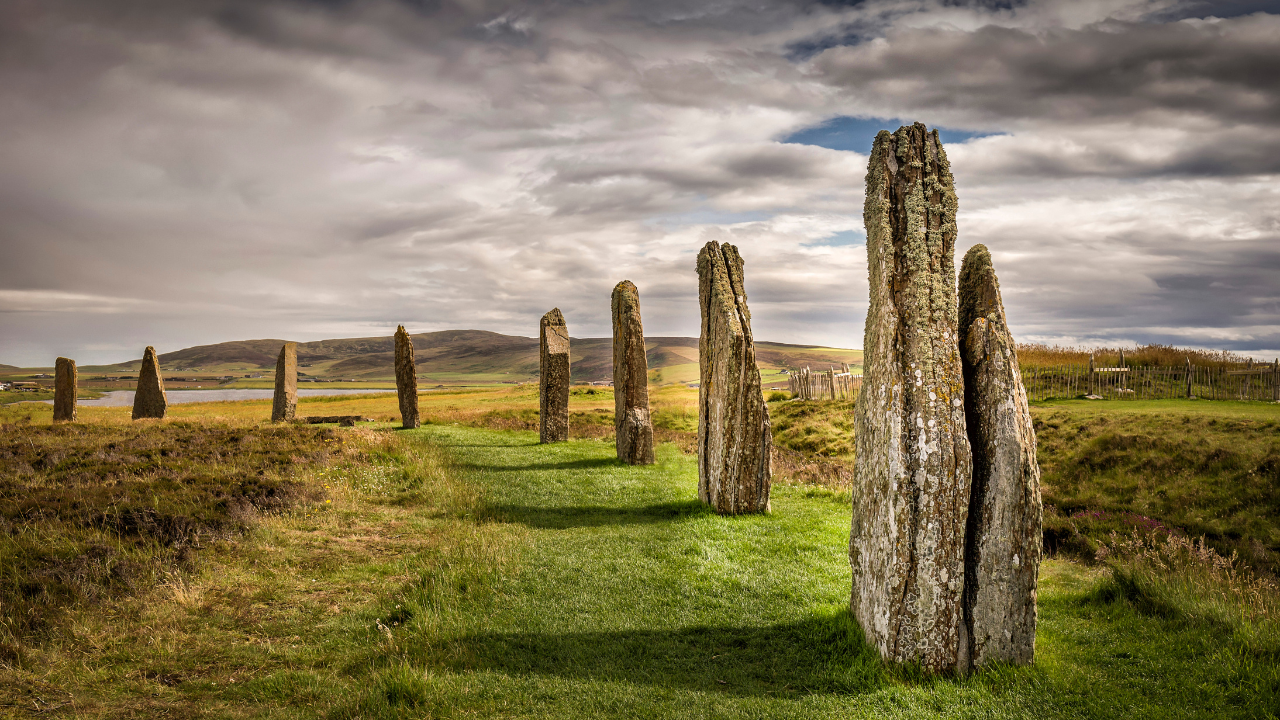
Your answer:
[959,244,1042,667]
[132,346,168,420]
[539,308,570,443]
[54,357,77,422]
[696,241,771,514]
[271,342,298,423]
[303,415,366,427]
[394,326,420,429]
[850,123,972,673]
[612,280,655,465]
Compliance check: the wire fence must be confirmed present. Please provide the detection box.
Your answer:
[781,357,1280,403]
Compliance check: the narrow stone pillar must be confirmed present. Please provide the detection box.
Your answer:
[271,342,298,422]
[540,308,570,443]
[394,326,420,429]
[958,244,1042,667]
[54,357,77,422]
[612,281,655,464]
[696,240,771,514]
[850,123,972,673]
[132,346,168,420]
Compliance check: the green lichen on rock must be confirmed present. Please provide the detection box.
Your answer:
[851,122,972,673]
[959,244,1042,667]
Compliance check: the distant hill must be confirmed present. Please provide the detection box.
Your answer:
[103,330,862,384]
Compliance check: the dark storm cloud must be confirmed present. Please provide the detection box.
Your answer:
[0,0,1277,364]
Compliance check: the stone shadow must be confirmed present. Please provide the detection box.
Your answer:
[484,500,709,529]
[437,613,891,699]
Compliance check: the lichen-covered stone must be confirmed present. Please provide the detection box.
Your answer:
[612,281,655,465]
[272,342,298,423]
[540,308,570,443]
[959,244,1042,667]
[132,346,168,420]
[850,123,972,673]
[697,241,771,514]
[54,357,77,422]
[394,326,420,429]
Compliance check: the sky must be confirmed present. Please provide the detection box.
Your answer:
[1,0,1278,366]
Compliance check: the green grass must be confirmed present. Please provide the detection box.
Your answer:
[2,397,1278,717]
[1032,399,1280,571]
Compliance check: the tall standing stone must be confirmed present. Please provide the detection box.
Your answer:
[53,357,77,422]
[696,241,771,514]
[271,342,298,423]
[850,123,972,673]
[612,280,655,465]
[539,308,570,443]
[132,346,168,420]
[959,244,1042,667]
[394,326,420,429]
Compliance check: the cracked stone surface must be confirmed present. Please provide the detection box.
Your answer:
[272,342,298,423]
[132,346,168,420]
[850,123,972,673]
[612,280,655,465]
[697,240,771,515]
[959,244,1042,668]
[54,357,76,422]
[395,325,420,429]
[540,308,570,444]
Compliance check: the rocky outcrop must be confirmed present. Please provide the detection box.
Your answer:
[394,326,420,429]
[959,244,1042,667]
[272,342,298,423]
[540,308,570,443]
[850,123,972,673]
[54,357,76,422]
[132,346,168,420]
[696,241,771,514]
[612,281,655,465]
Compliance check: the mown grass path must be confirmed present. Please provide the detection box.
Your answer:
[345,426,1275,719]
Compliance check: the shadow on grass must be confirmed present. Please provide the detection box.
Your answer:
[485,500,710,528]
[479,457,628,471]
[435,612,896,698]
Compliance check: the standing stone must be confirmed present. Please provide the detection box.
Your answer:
[850,123,972,673]
[696,241,771,514]
[959,244,1042,667]
[539,309,570,443]
[612,281,655,465]
[271,342,298,423]
[394,326,420,429]
[132,346,168,420]
[53,357,77,422]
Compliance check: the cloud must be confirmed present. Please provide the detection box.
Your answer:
[0,0,1277,365]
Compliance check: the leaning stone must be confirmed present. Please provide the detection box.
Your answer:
[850,123,972,674]
[696,241,771,514]
[612,280,655,465]
[271,342,298,422]
[394,326,420,429]
[959,244,1042,667]
[54,357,77,422]
[539,308,570,443]
[132,346,168,420]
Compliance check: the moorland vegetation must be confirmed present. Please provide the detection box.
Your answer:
[1,386,1277,717]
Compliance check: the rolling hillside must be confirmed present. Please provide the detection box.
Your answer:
[89,330,861,385]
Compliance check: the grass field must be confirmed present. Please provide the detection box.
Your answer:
[1,391,1277,717]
